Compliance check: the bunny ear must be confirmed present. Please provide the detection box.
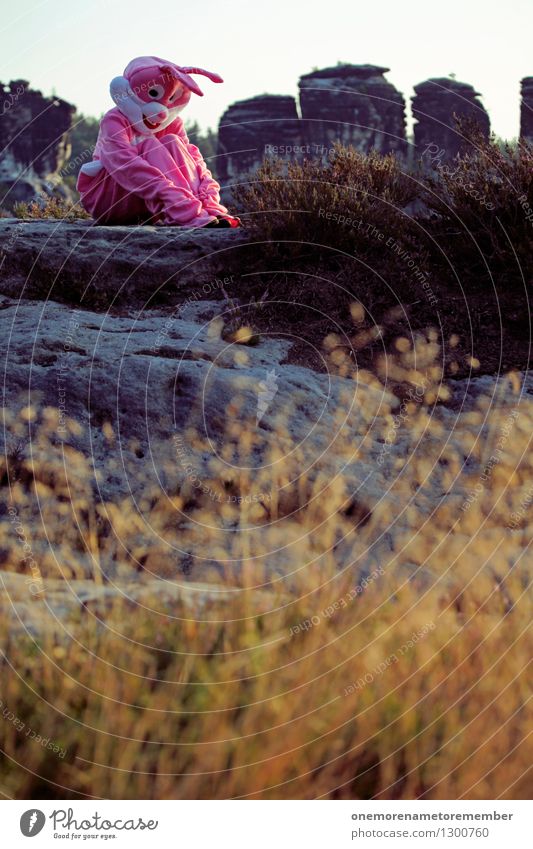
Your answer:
[160,65,204,97]
[177,71,204,96]
[178,66,224,84]
[171,66,224,97]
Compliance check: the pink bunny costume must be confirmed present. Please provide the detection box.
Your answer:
[77,56,234,227]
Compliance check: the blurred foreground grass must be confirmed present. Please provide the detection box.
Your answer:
[0,336,531,800]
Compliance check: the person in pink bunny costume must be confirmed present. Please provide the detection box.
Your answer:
[77,56,240,228]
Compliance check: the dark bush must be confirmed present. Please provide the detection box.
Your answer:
[233,146,419,259]
[420,121,533,288]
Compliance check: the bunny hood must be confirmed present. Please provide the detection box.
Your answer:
[110,55,223,137]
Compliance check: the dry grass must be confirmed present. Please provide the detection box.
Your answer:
[0,336,531,800]
[13,196,90,220]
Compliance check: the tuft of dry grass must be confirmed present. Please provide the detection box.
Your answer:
[228,137,532,379]
[13,196,90,220]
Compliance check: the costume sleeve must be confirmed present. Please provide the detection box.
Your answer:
[170,121,229,216]
[97,112,204,222]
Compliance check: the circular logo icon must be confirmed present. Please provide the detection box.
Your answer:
[20,809,46,837]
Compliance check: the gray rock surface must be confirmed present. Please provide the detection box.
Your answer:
[1,287,530,639]
[0,296,396,502]
[0,568,280,641]
[1,222,531,640]
[2,286,530,513]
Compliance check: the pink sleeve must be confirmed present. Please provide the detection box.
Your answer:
[97,113,203,218]
[169,121,228,216]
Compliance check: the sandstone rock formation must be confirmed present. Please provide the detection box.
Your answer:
[218,65,532,185]
[217,65,408,191]
[0,291,400,600]
[217,94,301,187]
[520,77,533,144]
[0,80,74,208]
[298,64,407,158]
[412,78,491,162]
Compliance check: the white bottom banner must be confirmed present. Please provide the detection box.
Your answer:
[3,800,531,847]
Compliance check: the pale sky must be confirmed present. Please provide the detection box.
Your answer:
[1,0,531,139]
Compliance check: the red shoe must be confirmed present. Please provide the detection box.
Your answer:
[217,215,241,228]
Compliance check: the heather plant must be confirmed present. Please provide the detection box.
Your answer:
[420,121,533,287]
[234,136,533,293]
[233,146,419,259]
[230,139,531,380]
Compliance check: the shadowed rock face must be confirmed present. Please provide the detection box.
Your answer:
[412,78,490,162]
[0,80,74,207]
[298,64,407,158]
[520,77,533,144]
[217,94,301,187]
[0,219,249,308]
